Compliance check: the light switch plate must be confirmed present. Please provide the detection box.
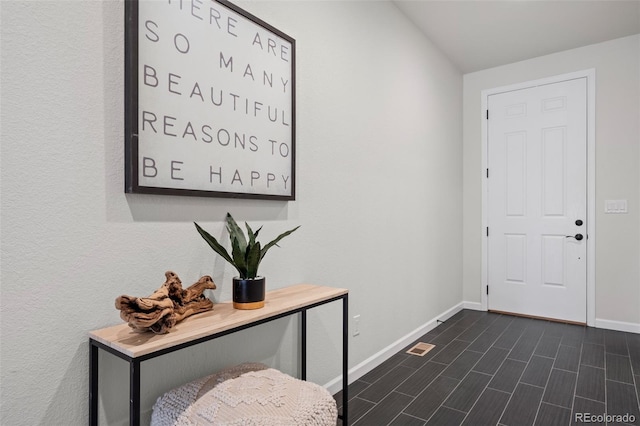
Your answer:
[605,199,628,214]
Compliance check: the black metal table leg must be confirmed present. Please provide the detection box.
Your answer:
[130,359,141,426]
[301,309,307,380]
[89,341,99,426]
[342,294,349,425]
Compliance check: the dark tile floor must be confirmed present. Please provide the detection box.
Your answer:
[334,310,640,426]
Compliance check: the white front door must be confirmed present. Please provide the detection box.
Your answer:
[487,77,587,323]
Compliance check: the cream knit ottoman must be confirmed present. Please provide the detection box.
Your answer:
[151,363,337,425]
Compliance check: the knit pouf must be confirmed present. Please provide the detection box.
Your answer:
[151,363,337,426]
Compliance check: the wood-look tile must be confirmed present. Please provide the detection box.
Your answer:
[425,406,467,425]
[543,321,566,338]
[606,380,640,419]
[448,311,468,322]
[508,329,543,362]
[456,312,494,331]
[534,402,571,426]
[424,327,445,337]
[542,369,577,408]
[583,327,605,345]
[461,388,510,426]
[571,397,605,426]
[534,335,561,358]
[575,364,605,402]
[333,379,371,408]
[520,355,554,388]
[488,359,527,393]
[420,330,445,341]
[507,316,532,331]
[434,319,462,334]
[353,391,413,426]
[606,353,634,384]
[454,311,485,328]
[477,313,502,327]
[473,347,509,375]
[628,339,640,376]
[485,315,514,334]
[560,335,583,350]
[441,350,483,380]
[431,339,471,365]
[397,361,447,397]
[554,345,580,372]
[627,332,640,346]
[431,326,467,346]
[524,320,547,334]
[500,383,544,426]
[337,397,376,425]
[581,342,605,368]
[493,329,525,351]
[563,323,587,336]
[604,330,629,356]
[339,315,640,426]
[389,413,426,426]
[443,371,492,413]
[560,324,586,349]
[360,353,408,384]
[357,365,416,403]
[404,375,460,421]
[458,324,491,342]
[468,331,501,352]
[636,375,640,412]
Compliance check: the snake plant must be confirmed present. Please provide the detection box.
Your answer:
[195,213,300,279]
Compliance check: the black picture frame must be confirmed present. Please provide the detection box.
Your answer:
[124,0,296,200]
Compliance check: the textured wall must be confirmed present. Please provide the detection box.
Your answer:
[462,35,640,327]
[0,1,463,424]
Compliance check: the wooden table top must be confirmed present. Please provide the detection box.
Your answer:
[89,284,348,358]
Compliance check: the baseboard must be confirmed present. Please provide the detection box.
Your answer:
[323,302,464,394]
[595,318,640,334]
[463,301,483,311]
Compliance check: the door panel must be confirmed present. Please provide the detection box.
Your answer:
[487,78,587,323]
[506,132,526,216]
[542,127,566,216]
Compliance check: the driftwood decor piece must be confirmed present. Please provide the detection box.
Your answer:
[115,271,216,334]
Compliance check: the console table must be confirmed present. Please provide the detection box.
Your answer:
[89,284,349,425]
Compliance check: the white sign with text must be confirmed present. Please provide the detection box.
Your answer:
[129,0,295,199]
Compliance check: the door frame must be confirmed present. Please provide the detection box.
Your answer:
[480,69,596,326]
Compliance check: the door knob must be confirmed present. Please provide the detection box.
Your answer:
[566,234,584,241]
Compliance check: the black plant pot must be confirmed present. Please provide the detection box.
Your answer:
[232,277,266,310]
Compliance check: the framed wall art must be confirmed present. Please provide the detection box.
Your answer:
[124,0,296,200]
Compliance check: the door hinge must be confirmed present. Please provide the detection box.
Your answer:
[486,286,489,295]
[486,110,489,120]
[486,168,489,178]
[486,227,489,237]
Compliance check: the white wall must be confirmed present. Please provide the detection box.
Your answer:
[0,1,462,424]
[463,35,640,328]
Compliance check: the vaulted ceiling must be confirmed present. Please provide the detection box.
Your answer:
[393,0,640,73]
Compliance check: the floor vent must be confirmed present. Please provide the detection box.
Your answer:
[406,342,435,357]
